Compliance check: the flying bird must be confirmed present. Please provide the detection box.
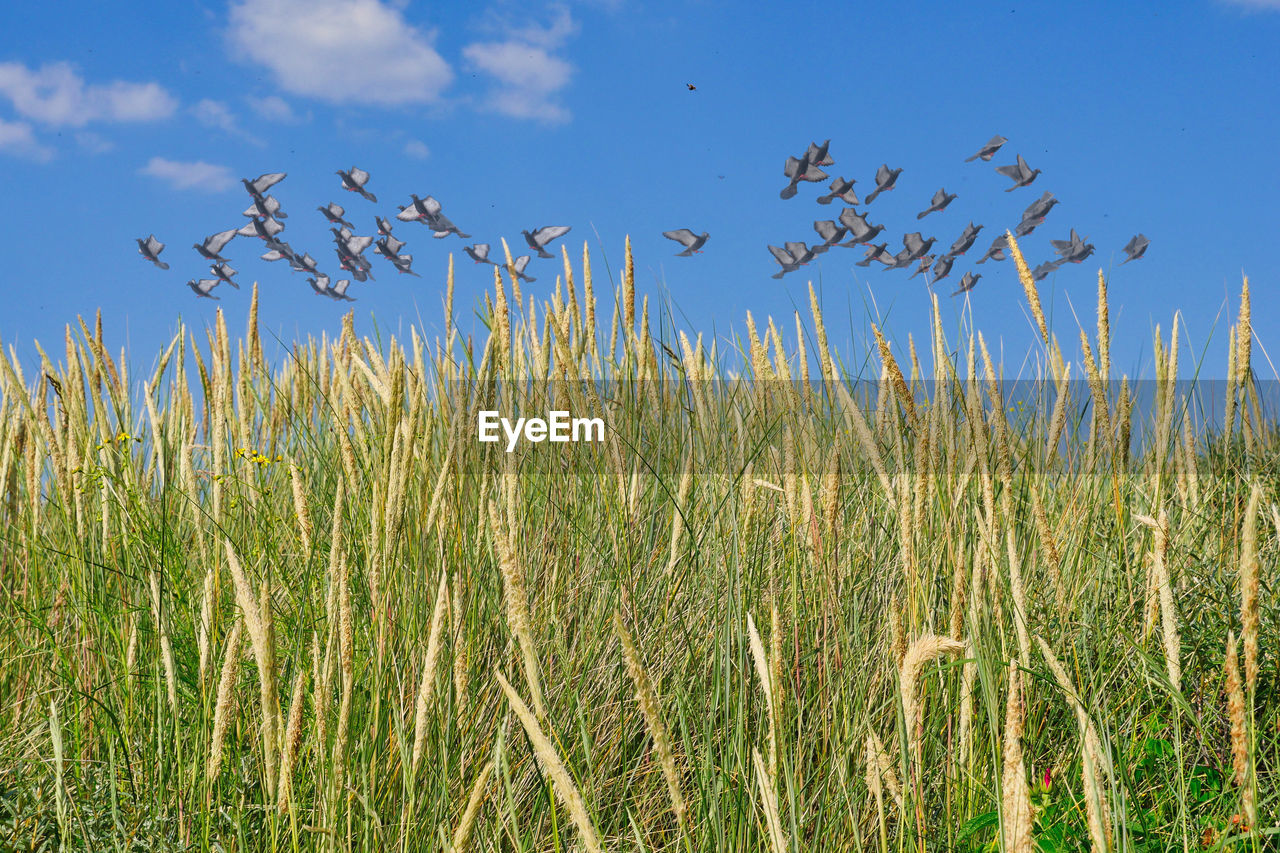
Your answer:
[237,217,285,240]
[210,261,238,288]
[508,255,536,283]
[242,172,285,201]
[1121,234,1149,264]
[885,247,916,270]
[374,234,407,261]
[909,254,937,279]
[1050,229,1090,259]
[996,154,1042,191]
[768,244,805,278]
[805,139,834,167]
[864,164,903,205]
[781,153,828,199]
[901,232,937,262]
[952,271,981,296]
[186,278,220,299]
[976,235,1010,264]
[137,235,169,269]
[330,279,356,302]
[687,83,696,91]
[662,229,710,256]
[1021,192,1058,224]
[855,242,894,267]
[1031,260,1064,281]
[945,223,983,257]
[307,274,332,296]
[523,226,571,258]
[243,194,287,220]
[917,188,957,219]
[193,228,237,262]
[388,254,419,276]
[291,253,319,274]
[318,202,354,229]
[811,221,846,253]
[932,254,955,281]
[337,167,377,203]
[375,216,394,236]
[964,135,1008,162]
[838,209,884,245]
[817,176,859,205]
[464,243,495,264]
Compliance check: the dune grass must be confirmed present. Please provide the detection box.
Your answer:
[0,235,1275,851]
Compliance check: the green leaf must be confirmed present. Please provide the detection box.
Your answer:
[957,810,1000,845]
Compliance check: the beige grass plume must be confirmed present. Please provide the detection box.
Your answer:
[495,668,602,853]
[615,610,688,830]
[899,634,965,767]
[752,747,788,853]
[1240,483,1261,694]
[206,619,243,782]
[450,760,494,853]
[1001,660,1033,853]
[411,572,450,775]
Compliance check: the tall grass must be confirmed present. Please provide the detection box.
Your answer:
[0,238,1276,851]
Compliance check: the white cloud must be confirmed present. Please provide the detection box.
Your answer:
[0,61,177,127]
[0,117,53,161]
[227,0,453,105]
[247,94,299,122]
[139,157,235,192]
[404,139,430,159]
[463,5,576,123]
[75,131,114,153]
[192,98,262,144]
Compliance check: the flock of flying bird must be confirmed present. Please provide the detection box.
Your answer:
[759,134,1149,295]
[136,137,1149,302]
[135,167,574,301]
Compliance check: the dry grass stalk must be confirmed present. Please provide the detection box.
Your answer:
[1037,637,1112,852]
[450,760,494,853]
[276,666,308,812]
[1240,483,1261,694]
[746,612,778,783]
[223,541,279,796]
[207,619,243,782]
[495,668,602,853]
[1224,631,1247,788]
[1007,231,1050,349]
[1137,510,1180,691]
[666,451,695,576]
[899,634,964,767]
[1001,661,1033,853]
[411,572,450,775]
[615,611,688,830]
[752,747,789,853]
[487,497,546,720]
[866,728,903,810]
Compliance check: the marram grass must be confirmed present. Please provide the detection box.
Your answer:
[0,242,1276,852]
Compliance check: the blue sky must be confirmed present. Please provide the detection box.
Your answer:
[1,0,1278,380]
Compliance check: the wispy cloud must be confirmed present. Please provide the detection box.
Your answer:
[0,61,177,127]
[192,98,263,144]
[463,4,576,123]
[0,117,53,161]
[139,157,235,192]
[247,94,301,123]
[227,0,453,105]
[404,139,430,159]
[75,131,114,154]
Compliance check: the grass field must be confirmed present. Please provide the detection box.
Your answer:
[0,236,1275,851]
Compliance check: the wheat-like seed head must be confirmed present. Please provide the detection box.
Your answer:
[898,634,964,768]
[1007,231,1050,349]
[495,668,602,853]
[1001,661,1033,853]
[1240,483,1261,694]
[450,760,494,853]
[615,610,688,830]
[411,572,450,775]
